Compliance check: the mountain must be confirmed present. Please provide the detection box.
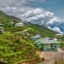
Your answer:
[24,18,64,34]
[0,10,21,26]
[0,11,63,64]
[0,11,38,64]
[0,10,63,41]
[20,8,64,34]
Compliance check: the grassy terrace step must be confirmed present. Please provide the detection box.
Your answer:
[3,51,24,57]
[0,31,37,63]
[0,50,24,57]
[0,56,38,64]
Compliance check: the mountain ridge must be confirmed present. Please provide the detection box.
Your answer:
[0,10,64,64]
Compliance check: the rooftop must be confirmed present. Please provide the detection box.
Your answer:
[31,34,41,39]
[35,37,59,44]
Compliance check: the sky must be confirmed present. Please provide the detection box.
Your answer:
[0,0,64,33]
[0,0,64,19]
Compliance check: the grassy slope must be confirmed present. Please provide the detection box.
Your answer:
[25,23,56,37]
[0,11,63,64]
[0,11,38,64]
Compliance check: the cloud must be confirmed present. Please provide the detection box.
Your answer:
[48,26,63,34]
[0,0,59,21]
[21,8,50,18]
[0,0,47,7]
[21,8,43,18]
[20,8,60,26]
[46,17,61,25]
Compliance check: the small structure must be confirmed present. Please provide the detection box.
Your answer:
[31,34,41,41]
[0,23,3,26]
[15,22,24,27]
[56,33,64,36]
[0,27,4,34]
[0,23,4,34]
[34,37,60,51]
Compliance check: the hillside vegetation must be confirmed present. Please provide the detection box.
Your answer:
[0,11,63,64]
[0,11,38,64]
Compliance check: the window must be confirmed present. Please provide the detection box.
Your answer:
[44,44,51,51]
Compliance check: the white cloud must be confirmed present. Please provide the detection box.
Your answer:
[21,8,50,19]
[21,8,43,18]
[0,0,48,7]
[45,11,54,17]
[47,17,61,24]
[0,0,60,23]
[48,26,63,34]
[20,8,60,25]
[21,8,54,19]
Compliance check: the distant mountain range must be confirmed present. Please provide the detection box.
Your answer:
[24,18,64,34]
[1,9,64,34]
[19,8,64,34]
[0,10,64,35]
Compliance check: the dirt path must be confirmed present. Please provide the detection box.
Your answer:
[37,51,62,64]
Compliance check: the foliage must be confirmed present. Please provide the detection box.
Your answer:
[0,11,64,64]
[0,11,38,64]
[0,32,37,64]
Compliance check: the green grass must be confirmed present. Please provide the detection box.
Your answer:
[0,11,63,64]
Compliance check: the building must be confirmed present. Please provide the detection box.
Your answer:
[34,37,60,51]
[0,27,4,34]
[31,34,41,41]
[15,22,24,27]
[0,24,4,34]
